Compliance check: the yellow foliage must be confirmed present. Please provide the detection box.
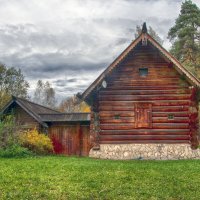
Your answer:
[79,102,91,112]
[19,128,53,154]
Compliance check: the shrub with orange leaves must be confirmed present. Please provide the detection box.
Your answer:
[19,129,53,154]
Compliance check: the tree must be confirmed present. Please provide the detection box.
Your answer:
[33,80,56,108]
[58,95,90,113]
[168,0,200,74]
[135,25,164,45]
[0,64,29,109]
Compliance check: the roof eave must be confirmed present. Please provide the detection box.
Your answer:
[0,99,14,115]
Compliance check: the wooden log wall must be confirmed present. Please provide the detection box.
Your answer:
[90,101,100,150]
[97,42,198,145]
[14,104,40,130]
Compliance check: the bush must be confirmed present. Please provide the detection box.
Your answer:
[19,129,54,155]
[0,144,33,158]
[0,114,19,149]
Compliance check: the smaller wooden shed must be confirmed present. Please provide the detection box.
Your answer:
[1,96,90,156]
[41,113,90,156]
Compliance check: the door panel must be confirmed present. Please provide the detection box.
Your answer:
[135,103,152,128]
[80,125,90,156]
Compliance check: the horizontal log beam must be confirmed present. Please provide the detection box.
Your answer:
[100,130,189,135]
[100,123,189,130]
[100,89,191,95]
[100,140,190,144]
[99,95,190,101]
[99,100,190,107]
[99,135,190,141]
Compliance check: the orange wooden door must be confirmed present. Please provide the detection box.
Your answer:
[135,103,152,128]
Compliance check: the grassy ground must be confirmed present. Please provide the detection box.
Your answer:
[0,156,200,200]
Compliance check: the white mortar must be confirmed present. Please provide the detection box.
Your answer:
[89,144,200,160]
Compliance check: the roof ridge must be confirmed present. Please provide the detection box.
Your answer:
[13,96,60,113]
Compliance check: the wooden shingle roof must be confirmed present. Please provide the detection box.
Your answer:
[1,96,91,126]
[1,96,61,127]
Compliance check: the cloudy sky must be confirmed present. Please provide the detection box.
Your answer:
[0,0,200,100]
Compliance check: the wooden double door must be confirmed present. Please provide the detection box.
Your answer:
[49,124,90,156]
[135,103,152,128]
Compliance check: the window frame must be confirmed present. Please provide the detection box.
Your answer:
[139,68,148,77]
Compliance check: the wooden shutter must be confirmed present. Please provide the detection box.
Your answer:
[135,103,152,128]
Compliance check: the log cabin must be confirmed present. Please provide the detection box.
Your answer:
[1,23,200,159]
[79,23,200,159]
[1,96,90,156]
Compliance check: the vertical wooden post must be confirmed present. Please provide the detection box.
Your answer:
[189,87,199,149]
[90,96,100,150]
[77,122,82,156]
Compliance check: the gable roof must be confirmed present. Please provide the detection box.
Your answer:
[1,96,91,125]
[80,23,200,102]
[1,96,60,127]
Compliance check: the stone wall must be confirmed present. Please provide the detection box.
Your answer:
[89,144,200,160]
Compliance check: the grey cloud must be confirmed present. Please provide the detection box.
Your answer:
[0,0,197,99]
[53,78,79,87]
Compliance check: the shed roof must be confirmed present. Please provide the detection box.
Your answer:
[39,113,90,122]
[80,23,200,102]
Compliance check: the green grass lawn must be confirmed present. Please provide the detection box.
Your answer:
[0,157,200,200]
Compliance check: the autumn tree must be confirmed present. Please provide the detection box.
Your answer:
[135,25,164,45]
[168,0,200,74]
[0,64,29,109]
[33,80,56,108]
[58,95,90,113]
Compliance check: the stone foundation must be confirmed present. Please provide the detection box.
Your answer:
[89,144,200,160]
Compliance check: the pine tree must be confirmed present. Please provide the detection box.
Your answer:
[168,0,200,74]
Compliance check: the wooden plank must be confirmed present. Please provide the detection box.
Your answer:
[99,105,189,112]
[153,112,189,117]
[100,117,135,124]
[152,106,189,112]
[99,89,191,95]
[152,117,189,123]
[100,140,189,144]
[99,135,190,141]
[99,100,190,107]
[103,86,189,90]
[100,129,189,135]
[100,124,136,130]
[99,111,135,117]
[108,82,188,87]
[99,95,190,101]
[100,123,189,130]
[152,123,189,129]
[99,106,135,111]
